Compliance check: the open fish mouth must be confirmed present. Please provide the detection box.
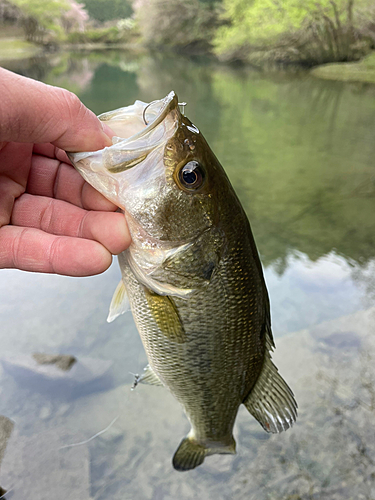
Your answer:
[67,92,182,209]
[68,91,180,175]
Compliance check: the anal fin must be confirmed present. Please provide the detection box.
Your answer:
[132,364,164,389]
[243,352,298,433]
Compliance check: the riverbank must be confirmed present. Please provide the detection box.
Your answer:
[0,36,147,64]
[311,52,375,84]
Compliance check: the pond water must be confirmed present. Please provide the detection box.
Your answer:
[1,50,375,499]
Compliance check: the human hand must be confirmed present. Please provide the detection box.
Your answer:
[0,68,131,276]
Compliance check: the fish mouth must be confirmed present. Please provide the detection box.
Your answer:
[100,91,179,144]
[68,91,180,176]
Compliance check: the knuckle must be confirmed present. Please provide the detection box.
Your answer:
[56,88,86,122]
[40,199,55,233]
[59,88,81,111]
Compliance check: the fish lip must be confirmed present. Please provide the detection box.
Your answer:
[100,90,179,146]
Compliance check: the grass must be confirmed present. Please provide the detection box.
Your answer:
[311,52,375,84]
[0,37,41,61]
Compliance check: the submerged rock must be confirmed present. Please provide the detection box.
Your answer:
[32,353,76,371]
[0,415,14,467]
[0,353,113,398]
[0,415,14,500]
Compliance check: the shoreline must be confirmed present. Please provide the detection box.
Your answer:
[2,36,375,85]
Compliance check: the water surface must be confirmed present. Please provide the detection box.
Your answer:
[1,50,375,499]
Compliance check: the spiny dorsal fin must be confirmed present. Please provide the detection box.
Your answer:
[172,438,207,472]
[243,348,298,433]
[107,280,130,323]
[132,364,164,389]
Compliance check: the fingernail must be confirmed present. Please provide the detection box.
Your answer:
[101,122,115,144]
[100,130,113,148]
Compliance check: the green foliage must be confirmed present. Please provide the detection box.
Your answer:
[82,0,132,22]
[11,0,69,41]
[67,25,131,44]
[215,0,375,65]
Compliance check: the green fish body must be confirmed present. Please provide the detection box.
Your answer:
[68,92,297,471]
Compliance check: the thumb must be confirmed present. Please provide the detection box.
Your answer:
[0,68,112,152]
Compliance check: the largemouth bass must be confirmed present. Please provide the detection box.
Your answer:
[68,92,297,471]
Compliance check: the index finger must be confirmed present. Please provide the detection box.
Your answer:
[0,68,112,152]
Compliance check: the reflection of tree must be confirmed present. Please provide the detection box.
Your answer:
[352,260,375,306]
[134,54,223,139]
[7,51,375,275]
[210,70,375,268]
[43,53,97,94]
[77,56,141,114]
[3,52,98,94]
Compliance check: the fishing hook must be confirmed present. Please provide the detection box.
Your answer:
[142,100,158,125]
[142,100,188,125]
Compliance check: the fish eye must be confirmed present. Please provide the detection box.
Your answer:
[177,161,205,191]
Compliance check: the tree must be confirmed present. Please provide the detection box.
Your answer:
[134,0,221,51]
[214,0,375,65]
[61,1,89,33]
[12,0,71,41]
[82,0,132,22]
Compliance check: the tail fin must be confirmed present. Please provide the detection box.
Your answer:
[172,436,236,472]
[172,438,207,471]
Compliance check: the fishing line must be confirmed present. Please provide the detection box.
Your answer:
[178,102,187,115]
[0,486,14,499]
[58,415,119,450]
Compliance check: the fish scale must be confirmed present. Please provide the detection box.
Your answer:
[120,220,266,444]
[68,91,297,471]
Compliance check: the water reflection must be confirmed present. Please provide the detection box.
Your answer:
[1,50,375,498]
[265,251,366,334]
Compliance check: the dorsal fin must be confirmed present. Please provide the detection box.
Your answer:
[243,326,297,433]
[107,280,130,323]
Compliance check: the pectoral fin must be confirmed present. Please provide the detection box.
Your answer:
[145,289,185,343]
[107,280,130,323]
[243,350,298,433]
[157,228,223,287]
